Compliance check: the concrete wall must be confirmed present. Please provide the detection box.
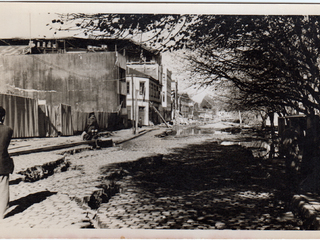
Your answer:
[0,52,122,112]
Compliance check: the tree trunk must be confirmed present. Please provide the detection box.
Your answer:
[239,110,242,128]
[260,111,268,129]
[269,112,275,159]
[301,114,317,177]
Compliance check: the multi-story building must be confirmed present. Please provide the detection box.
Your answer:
[0,37,128,135]
[125,42,165,126]
[178,93,195,119]
[0,37,168,133]
[0,37,128,113]
[161,68,173,122]
[171,80,178,121]
[126,67,162,126]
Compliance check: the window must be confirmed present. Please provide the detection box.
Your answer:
[152,83,155,98]
[120,95,126,108]
[127,81,130,94]
[139,82,145,95]
[120,68,126,81]
[150,83,154,98]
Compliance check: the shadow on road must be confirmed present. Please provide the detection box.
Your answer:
[102,140,304,229]
[5,191,57,218]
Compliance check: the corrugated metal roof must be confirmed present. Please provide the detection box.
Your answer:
[0,45,31,55]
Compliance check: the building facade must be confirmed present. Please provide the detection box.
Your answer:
[178,93,195,119]
[0,37,170,133]
[0,37,128,134]
[125,46,165,126]
[161,68,173,122]
[126,67,162,126]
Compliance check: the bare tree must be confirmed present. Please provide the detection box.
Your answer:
[182,15,320,116]
[50,13,191,52]
[51,14,320,116]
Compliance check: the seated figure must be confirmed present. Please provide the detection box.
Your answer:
[82,112,99,141]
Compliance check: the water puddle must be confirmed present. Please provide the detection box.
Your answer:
[220,141,240,146]
[169,125,270,158]
[220,140,270,158]
[173,126,215,136]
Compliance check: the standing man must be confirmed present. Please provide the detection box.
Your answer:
[0,106,13,219]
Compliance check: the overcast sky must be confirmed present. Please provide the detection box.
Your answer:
[1,2,320,39]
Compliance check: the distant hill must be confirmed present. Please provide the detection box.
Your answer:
[200,95,215,109]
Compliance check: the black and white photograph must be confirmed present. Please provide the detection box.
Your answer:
[1,1,320,238]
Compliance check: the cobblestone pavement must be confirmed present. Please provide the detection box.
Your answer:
[0,128,175,229]
[0,126,308,233]
[93,132,306,230]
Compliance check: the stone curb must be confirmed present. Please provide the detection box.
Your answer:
[9,139,113,156]
[113,128,156,145]
[292,193,320,229]
[9,128,156,157]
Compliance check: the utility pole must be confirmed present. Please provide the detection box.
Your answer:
[175,81,178,122]
[131,73,136,134]
[135,89,139,134]
[173,91,176,121]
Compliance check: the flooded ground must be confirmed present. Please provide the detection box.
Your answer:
[171,123,271,158]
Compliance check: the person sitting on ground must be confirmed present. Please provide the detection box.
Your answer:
[82,112,99,141]
[0,106,14,219]
[82,113,100,148]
